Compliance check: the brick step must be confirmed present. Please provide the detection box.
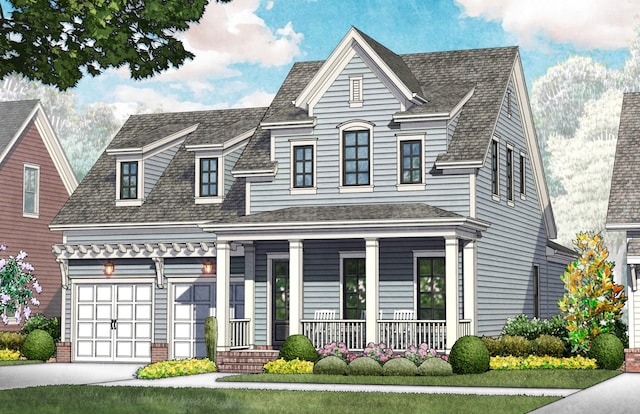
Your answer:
[217,350,279,374]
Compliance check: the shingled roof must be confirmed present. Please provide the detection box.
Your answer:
[607,92,640,226]
[0,100,39,159]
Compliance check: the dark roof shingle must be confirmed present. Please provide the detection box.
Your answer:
[0,100,39,156]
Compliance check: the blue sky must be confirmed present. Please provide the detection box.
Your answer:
[67,0,637,119]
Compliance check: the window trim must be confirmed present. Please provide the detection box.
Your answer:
[349,75,363,108]
[338,120,374,193]
[397,134,425,190]
[491,137,500,201]
[533,264,540,318]
[413,251,446,321]
[195,153,224,204]
[507,88,512,119]
[520,151,527,200]
[339,251,365,320]
[22,163,40,218]
[289,138,317,195]
[115,159,143,206]
[506,143,515,206]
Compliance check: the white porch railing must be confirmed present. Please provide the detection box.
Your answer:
[301,319,366,350]
[378,320,447,351]
[229,319,251,349]
[458,319,472,337]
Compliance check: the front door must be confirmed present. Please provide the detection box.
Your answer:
[272,259,289,348]
[75,283,153,362]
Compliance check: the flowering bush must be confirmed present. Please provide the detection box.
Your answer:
[263,358,314,374]
[0,246,42,325]
[490,355,597,370]
[0,348,20,361]
[558,233,626,354]
[363,342,395,366]
[317,341,354,362]
[136,358,217,379]
[403,343,437,367]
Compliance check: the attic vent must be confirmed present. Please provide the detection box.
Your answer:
[349,75,363,108]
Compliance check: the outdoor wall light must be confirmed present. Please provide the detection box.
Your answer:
[103,261,115,276]
[202,260,215,275]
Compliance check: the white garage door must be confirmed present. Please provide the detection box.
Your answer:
[171,283,215,360]
[75,284,153,362]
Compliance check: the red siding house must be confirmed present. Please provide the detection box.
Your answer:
[0,100,78,329]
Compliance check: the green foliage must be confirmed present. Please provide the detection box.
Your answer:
[491,355,597,370]
[21,314,60,343]
[0,0,232,90]
[0,331,26,350]
[532,335,566,358]
[611,319,630,348]
[402,343,437,366]
[501,314,568,341]
[204,316,217,363]
[346,356,382,376]
[263,358,314,374]
[588,333,624,370]
[279,335,319,363]
[0,247,42,324]
[499,335,532,357]
[382,357,418,376]
[418,357,453,376]
[313,355,347,375]
[558,233,627,355]
[21,329,55,361]
[0,348,20,360]
[136,358,216,379]
[448,336,490,375]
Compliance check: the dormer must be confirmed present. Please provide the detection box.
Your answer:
[186,127,256,204]
[107,123,198,206]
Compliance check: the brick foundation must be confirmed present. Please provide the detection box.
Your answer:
[151,343,169,363]
[217,350,279,373]
[625,348,640,372]
[56,342,71,363]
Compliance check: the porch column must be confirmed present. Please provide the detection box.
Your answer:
[289,240,304,335]
[445,236,460,350]
[216,241,231,351]
[463,240,476,335]
[244,243,256,348]
[365,238,379,344]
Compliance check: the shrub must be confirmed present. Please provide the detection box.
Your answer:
[346,356,383,376]
[532,335,565,357]
[362,342,394,365]
[402,343,437,366]
[588,333,624,370]
[448,336,490,374]
[21,314,60,343]
[263,358,314,374]
[490,355,597,370]
[543,315,569,339]
[0,348,20,360]
[418,357,453,376]
[0,332,26,351]
[382,357,418,376]
[611,319,630,349]
[502,314,542,340]
[279,335,318,363]
[499,335,531,357]
[205,316,217,362]
[21,329,55,361]
[480,336,502,357]
[136,358,216,379]
[318,342,352,362]
[313,355,347,375]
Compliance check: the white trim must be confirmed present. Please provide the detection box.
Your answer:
[338,251,366,320]
[115,158,143,207]
[260,119,317,130]
[469,172,477,218]
[338,120,374,191]
[394,86,475,124]
[412,250,446,317]
[266,252,289,346]
[22,163,40,218]
[491,136,500,202]
[194,154,224,204]
[349,75,364,108]
[289,240,304,335]
[185,127,255,152]
[107,124,198,156]
[506,143,515,206]
[289,139,317,195]
[519,151,527,201]
[396,133,425,188]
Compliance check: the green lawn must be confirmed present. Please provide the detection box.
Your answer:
[219,369,620,389]
[0,385,559,414]
[0,360,42,366]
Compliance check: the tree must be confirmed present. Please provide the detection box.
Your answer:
[0,246,42,325]
[0,0,231,90]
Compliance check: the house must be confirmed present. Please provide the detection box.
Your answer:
[606,92,640,372]
[50,28,571,367]
[0,100,78,329]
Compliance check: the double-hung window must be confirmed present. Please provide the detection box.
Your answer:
[343,130,370,186]
[400,140,422,184]
[199,158,218,197]
[120,161,138,200]
[293,145,314,188]
[23,164,39,217]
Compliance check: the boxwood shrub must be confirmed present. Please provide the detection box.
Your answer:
[382,357,417,376]
[449,336,490,374]
[313,355,347,375]
[418,357,453,376]
[588,333,624,370]
[346,356,382,376]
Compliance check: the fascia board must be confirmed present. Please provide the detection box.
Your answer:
[49,221,211,232]
[106,124,198,156]
[185,127,256,152]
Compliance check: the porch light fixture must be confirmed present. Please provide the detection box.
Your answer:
[103,261,115,276]
[202,260,215,275]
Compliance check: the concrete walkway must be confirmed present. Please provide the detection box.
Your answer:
[0,363,636,412]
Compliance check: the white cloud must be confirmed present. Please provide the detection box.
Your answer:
[456,0,640,49]
[232,90,275,108]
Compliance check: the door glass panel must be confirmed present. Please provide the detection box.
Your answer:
[418,258,446,320]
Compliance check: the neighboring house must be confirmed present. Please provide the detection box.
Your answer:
[0,100,78,329]
[51,28,572,365]
[606,92,640,371]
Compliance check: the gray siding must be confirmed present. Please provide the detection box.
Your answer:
[64,288,71,342]
[224,146,244,195]
[144,143,180,199]
[541,259,567,319]
[248,53,470,216]
[154,286,167,343]
[475,78,552,335]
